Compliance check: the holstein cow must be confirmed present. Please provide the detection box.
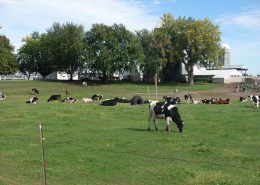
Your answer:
[26,97,38,104]
[0,93,6,101]
[92,94,103,101]
[249,95,260,112]
[115,97,131,103]
[47,95,61,102]
[239,96,247,102]
[61,97,78,103]
[100,97,119,106]
[32,88,39,95]
[148,99,184,133]
[163,96,181,104]
[184,93,193,103]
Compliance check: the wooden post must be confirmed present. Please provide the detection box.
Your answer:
[155,73,158,100]
[39,124,47,185]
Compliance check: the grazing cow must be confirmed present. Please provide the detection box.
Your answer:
[47,95,61,102]
[92,94,103,101]
[26,97,38,104]
[184,93,193,103]
[32,88,39,95]
[148,100,184,133]
[239,96,247,102]
[100,97,119,106]
[249,95,260,112]
[131,96,143,105]
[61,97,78,103]
[82,97,93,103]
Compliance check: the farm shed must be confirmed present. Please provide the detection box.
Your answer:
[193,69,243,83]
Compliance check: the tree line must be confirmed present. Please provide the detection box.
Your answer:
[0,13,223,85]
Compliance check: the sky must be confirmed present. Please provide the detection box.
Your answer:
[1,0,260,75]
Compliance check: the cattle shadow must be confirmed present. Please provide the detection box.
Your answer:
[126,128,179,133]
[126,128,147,132]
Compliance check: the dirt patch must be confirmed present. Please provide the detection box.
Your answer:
[164,83,253,100]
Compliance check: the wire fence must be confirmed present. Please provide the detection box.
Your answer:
[1,135,260,173]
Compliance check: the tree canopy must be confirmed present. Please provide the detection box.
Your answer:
[0,34,17,74]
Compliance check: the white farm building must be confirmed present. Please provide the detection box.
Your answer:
[193,69,243,83]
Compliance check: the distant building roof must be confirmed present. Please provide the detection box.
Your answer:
[194,69,242,78]
[223,65,247,70]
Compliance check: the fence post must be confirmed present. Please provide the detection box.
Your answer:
[39,124,47,185]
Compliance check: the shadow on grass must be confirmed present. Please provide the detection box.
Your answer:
[126,128,179,133]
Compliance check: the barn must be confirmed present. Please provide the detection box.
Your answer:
[193,69,243,83]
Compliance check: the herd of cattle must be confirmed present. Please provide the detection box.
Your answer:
[0,88,259,133]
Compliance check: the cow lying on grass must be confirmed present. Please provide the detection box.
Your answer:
[92,94,103,101]
[82,97,93,103]
[47,95,61,102]
[100,97,119,106]
[212,98,231,104]
[163,96,181,104]
[148,99,184,133]
[26,97,38,104]
[61,97,78,103]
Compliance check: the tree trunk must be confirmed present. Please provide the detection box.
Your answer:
[69,71,73,81]
[185,65,194,85]
[188,72,194,85]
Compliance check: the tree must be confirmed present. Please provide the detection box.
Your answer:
[47,22,85,81]
[0,34,17,74]
[84,23,143,81]
[169,15,222,85]
[17,32,40,80]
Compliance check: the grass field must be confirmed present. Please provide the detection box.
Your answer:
[0,80,259,185]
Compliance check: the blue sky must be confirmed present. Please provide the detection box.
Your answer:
[1,0,259,75]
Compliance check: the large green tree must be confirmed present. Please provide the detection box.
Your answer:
[84,23,143,81]
[0,34,17,74]
[17,32,41,80]
[47,22,85,81]
[17,32,54,79]
[166,14,222,85]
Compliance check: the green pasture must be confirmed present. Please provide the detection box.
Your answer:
[0,81,259,185]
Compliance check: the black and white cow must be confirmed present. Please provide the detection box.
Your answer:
[100,97,119,106]
[163,96,181,104]
[239,96,247,102]
[26,97,39,104]
[61,97,78,103]
[116,97,131,103]
[249,95,260,111]
[0,93,6,101]
[184,93,193,103]
[148,100,184,133]
[32,88,39,95]
[47,95,61,102]
[92,94,103,101]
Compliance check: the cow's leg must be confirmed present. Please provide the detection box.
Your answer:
[165,117,171,132]
[153,114,158,131]
[148,110,151,131]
